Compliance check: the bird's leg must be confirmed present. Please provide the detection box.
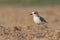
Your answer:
[42,23,49,34]
[37,24,41,40]
[42,24,50,38]
[45,25,49,36]
[44,25,50,38]
[37,24,40,33]
[38,25,39,33]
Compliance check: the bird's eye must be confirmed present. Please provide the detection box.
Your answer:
[34,13,38,14]
[33,11,38,14]
[34,13,37,14]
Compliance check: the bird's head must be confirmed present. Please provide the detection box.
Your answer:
[30,11,38,15]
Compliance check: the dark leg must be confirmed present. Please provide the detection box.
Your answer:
[37,25,40,40]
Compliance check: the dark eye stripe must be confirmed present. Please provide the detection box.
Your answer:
[34,13,37,14]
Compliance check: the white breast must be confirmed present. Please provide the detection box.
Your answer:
[33,16,41,24]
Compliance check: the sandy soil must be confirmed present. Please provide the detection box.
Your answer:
[0,6,60,40]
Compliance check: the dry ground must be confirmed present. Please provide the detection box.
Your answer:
[0,6,60,40]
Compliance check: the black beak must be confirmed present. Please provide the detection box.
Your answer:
[30,14,32,15]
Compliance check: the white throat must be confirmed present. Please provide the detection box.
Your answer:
[33,14,38,17]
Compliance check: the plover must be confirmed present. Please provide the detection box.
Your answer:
[30,11,48,28]
[30,11,48,40]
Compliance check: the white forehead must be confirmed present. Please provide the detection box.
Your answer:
[32,11,35,14]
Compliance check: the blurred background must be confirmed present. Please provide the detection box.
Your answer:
[0,0,60,28]
[0,0,60,40]
[0,0,60,6]
[0,0,60,27]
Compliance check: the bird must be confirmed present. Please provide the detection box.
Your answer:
[30,11,48,40]
[30,11,48,28]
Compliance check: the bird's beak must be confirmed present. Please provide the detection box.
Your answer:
[30,14,32,15]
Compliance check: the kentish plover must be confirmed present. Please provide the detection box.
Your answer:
[30,11,48,28]
[30,11,48,40]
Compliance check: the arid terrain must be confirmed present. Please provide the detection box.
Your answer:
[0,6,60,40]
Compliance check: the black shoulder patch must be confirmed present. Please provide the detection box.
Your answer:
[40,16,47,23]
